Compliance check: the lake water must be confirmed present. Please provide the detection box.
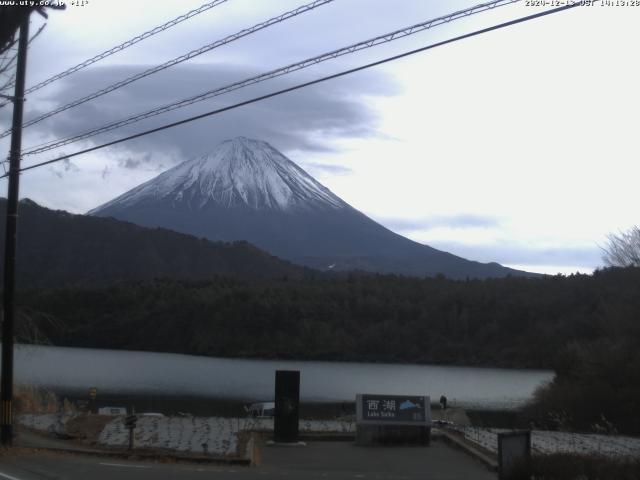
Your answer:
[14,344,553,409]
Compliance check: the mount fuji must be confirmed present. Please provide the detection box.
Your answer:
[90,137,531,279]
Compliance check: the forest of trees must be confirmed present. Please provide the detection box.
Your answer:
[15,266,640,433]
[18,267,639,368]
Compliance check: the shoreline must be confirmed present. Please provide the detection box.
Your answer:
[13,342,555,372]
[46,389,517,427]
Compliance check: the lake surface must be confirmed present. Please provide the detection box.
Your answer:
[14,345,553,409]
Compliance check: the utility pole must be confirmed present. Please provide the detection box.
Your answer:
[1,12,30,446]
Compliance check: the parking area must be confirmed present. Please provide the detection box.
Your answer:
[259,440,497,480]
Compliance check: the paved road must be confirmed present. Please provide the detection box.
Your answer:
[0,440,496,480]
[260,441,496,480]
[15,429,104,453]
[1,452,236,480]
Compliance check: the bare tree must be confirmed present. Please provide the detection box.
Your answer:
[0,5,63,56]
[602,225,640,267]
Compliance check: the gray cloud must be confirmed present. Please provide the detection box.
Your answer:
[101,165,111,179]
[427,241,601,269]
[119,157,145,170]
[376,213,600,269]
[304,162,353,175]
[365,214,600,269]
[117,153,168,171]
[49,158,79,178]
[380,214,501,232]
[23,62,399,170]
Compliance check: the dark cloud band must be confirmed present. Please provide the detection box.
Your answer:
[22,63,398,170]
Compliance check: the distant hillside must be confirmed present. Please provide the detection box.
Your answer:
[0,198,309,288]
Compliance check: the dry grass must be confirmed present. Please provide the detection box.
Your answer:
[65,415,113,441]
[14,384,76,414]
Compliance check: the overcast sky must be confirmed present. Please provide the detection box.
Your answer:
[1,0,638,275]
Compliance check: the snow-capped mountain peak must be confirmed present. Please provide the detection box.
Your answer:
[93,137,347,212]
[89,137,533,279]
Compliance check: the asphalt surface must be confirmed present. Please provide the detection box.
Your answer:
[0,440,496,480]
[15,429,104,453]
[260,441,497,479]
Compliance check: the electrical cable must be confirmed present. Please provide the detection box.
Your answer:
[0,23,48,97]
[4,2,580,179]
[0,0,336,138]
[21,0,520,156]
[0,0,230,108]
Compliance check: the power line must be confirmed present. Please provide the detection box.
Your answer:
[0,0,336,138]
[0,0,230,107]
[0,60,18,96]
[21,0,520,156]
[7,2,580,179]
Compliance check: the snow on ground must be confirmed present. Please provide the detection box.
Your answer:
[19,413,354,457]
[18,413,76,436]
[26,413,639,459]
[461,427,640,458]
[99,416,239,456]
[98,416,354,456]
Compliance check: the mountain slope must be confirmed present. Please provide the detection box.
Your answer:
[90,137,533,279]
[0,198,308,288]
[94,136,347,213]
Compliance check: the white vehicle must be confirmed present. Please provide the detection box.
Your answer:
[245,401,275,417]
[97,406,127,416]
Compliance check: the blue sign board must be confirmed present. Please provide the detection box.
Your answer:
[356,394,431,426]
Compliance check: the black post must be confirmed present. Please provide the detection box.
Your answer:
[88,387,97,414]
[125,409,137,450]
[274,370,300,443]
[1,13,30,446]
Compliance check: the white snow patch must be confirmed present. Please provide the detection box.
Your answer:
[96,415,354,456]
[18,412,77,436]
[98,416,240,456]
[90,137,348,213]
[460,427,640,458]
